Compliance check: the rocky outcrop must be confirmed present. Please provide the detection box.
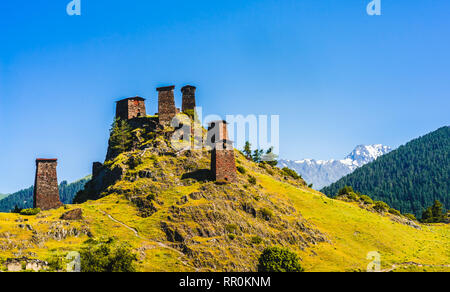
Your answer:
[60,208,83,220]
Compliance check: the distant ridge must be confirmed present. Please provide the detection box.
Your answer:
[322,126,450,217]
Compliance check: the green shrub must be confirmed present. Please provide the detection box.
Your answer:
[46,255,65,272]
[248,175,257,185]
[12,205,22,213]
[404,213,417,221]
[266,169,274,176]
[257,247,304,272]
[421,200,445,223]
[359,195,374,205]
[225,224,239,234]
[260,208,273,221]
[374,201,389,212]
[227,234,236,240]
[20,208,41,216]
[388,208,401,216]
[80,238,137,272]
[281,167,301,180]
[126,156,142,170]
[347,192,359,201]
[236,166,246,174]
[251,236,263,245]
[338,186,354,196]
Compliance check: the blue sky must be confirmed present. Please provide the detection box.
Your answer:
[0,0,449,193]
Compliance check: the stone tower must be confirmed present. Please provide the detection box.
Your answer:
[116,97,146,120]
[33,159,62,210]
[181,85,196,113]
[207,120,229,149]
[209,121,237,183]
[157,86,177,125]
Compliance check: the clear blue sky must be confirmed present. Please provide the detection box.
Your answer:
[0,0,449,193]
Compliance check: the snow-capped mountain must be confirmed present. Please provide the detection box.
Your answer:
[278,144,392,190]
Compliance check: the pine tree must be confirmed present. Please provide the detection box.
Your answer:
[109,119,133,154]
[243,142,252,160]
[252,149,264,163]
[262,147,278,167]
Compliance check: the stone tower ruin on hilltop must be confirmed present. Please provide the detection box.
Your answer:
[116,96,147,120]
[33,159,62,210]
[157,86,177,125]
[209,120,238,183]
[181,85,196,113]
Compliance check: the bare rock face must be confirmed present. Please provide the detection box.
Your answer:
[60,208,83,220]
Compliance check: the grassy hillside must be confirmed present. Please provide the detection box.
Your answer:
[322,126,450,217]
[0,149,448,271]
[1,117,448,272]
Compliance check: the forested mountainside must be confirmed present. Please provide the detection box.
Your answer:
[322,127,449,217]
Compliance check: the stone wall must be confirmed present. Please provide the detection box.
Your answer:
[34,159,62,210]
[116,97,146,120]
[157,86,177,125]
[4,257,49,272]
[181,85,196,113]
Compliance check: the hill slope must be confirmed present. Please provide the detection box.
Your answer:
[279,144,391,189]
[0,147,448,271]
[0,177,91,212]
[0,117,448,272]
[322,127,450,217]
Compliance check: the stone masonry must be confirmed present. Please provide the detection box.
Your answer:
[207,120,229,149]
[34,159,62,210]
[208,121,237,183]
[181,85,196,113]
[116,97,146,120]
[211,140,238,183]
[157,86,177,125]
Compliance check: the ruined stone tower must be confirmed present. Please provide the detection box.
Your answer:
[33,159,62,210]
[181,85,196,113]
[116,97,146,120]
[209,121,238,183]
[207,120,229,149]
[157,86,177,125]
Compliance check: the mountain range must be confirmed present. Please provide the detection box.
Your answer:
[278,144,392,189]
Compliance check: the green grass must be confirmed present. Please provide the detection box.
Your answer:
[1,136,447,272]
[256,173,449,272]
